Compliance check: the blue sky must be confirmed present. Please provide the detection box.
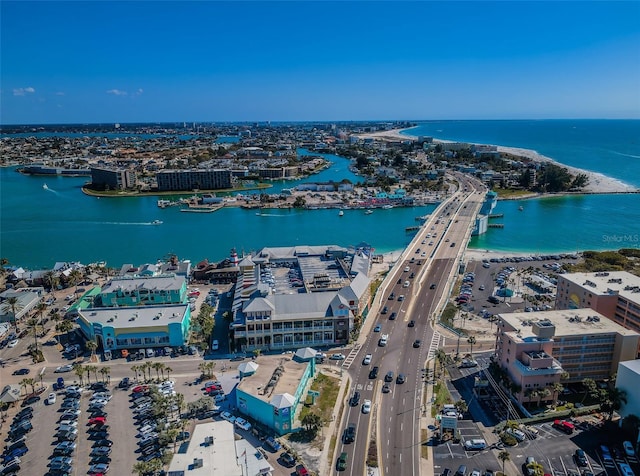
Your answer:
[1,1,639,124]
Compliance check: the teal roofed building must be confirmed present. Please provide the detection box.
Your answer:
[96,274,188,307]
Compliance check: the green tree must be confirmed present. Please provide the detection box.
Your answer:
[435,348,447,378]
[498,450,511,475]
[55,319,74,342]
[152,362,165,381]
[26,317,43,354]
[602,387,628,421]
[301,412,322,437]
[581,378,598,404]
[99,366,110,383]
[293,196,307,208]
[467,336,476,356]
[86,339,98,358]
[74,365,85,386]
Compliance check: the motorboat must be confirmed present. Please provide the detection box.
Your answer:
[338,210,344,216]
[365,210,373,215]
[152,220,163,225]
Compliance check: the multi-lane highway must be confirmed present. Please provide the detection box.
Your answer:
[333,174,486,476]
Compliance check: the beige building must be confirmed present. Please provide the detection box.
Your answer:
[495,308,640,405]
[556,271,640,336]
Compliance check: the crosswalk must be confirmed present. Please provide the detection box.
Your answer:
[427,330,442,360]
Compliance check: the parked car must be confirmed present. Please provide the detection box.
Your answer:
[12,368,30,376]
[235,417,251,431]
[280,452,296,467]
[623,441,636,457]
[574,449,588,467]
[464,439,486,451]
[55,365,74,373]
[362,354,372,365]
[90,446,112,457]
[264,436,281,452]
[330,353,345,360]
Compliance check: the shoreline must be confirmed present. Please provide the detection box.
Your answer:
[358,128,639,195]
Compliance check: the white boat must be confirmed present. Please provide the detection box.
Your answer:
[518,206,524,211]
[338,210,344,216]
[152,220,163,225]
[365,210,373,215]
[43,183,48,190]
[157,199,171,208]
[382,204,393,209]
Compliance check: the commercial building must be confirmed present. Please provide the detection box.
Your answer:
[76,303,191,352]
[495,308,640,405]
[156,169,232,191]
[167,420,273,476]
[74,272,191,352]
[235,354,315,435]
[230,245,373,352]
[0,288,44,325]
[90,167,136,190]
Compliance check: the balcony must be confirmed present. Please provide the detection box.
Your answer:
[512,358,564,377]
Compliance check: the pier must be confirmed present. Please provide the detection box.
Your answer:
[488,213,504,218]
[488,223,504,228]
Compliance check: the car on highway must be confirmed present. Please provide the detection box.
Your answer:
[384,371,394,382]
[388,293,395,300]
[362,354,372,365]
[343,424,356,444]
[337,452,348,471]
[373,325,381,332]
[349,391,360,407]
[369,366,379,379]
[408,320,415,327]
[396,374,406,384]
[12,368,30,376]
[398,295,404,301]
[413,339,422,348]
[430,283,437,290]
[381,306,388,314]
[361,400,371,414]
[382,384,391,393]
[55,364,74,373]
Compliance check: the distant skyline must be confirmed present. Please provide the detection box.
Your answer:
[1,1,639,125]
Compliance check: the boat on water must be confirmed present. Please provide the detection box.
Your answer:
[518,206,524,211]
[157,199,171,208]
[151,220,163,225]
[43,183,48,190]
[365,210,373,215]
[338,210,344,216]
[382,204,393,209]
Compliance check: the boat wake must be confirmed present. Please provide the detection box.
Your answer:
[608,150,640,159]
[256,212,296,217]
[43,183,60,194]
[94,221,161,226]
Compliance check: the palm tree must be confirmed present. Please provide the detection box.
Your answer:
[99,367,110,383]
[131,365,140,382]
[604,387,628,421]
[498,450,511,475]
[22,377,36,395]
[55,320,74,343]
[74,365,85,386]
[34,302,48,323]
[86,339,98,358]
[68,269,83,297]
[165,366,173,381]
[38,369,46,389]
[622,414,640,442]
[43,270,60,293]
[132,461,152,476]
[581,378,597,404]
[143,361,153,383]
[92,365,99,383]
[152,362,164,382]
[26,317,43,353]
[552,382,564,404]
[19,378,29,396]
[467,336,477,356]
[84,365,93,384]
[2,296,24,331]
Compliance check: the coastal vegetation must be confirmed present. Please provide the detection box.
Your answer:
[564,249,640,276]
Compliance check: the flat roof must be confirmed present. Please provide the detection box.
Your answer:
[619,359,640,375]
[100,274,185,293]
[499,308,640,341]
[78,304,188,329]
[167,421,242,476]
[560,271,640,303]
[236,355,308,404]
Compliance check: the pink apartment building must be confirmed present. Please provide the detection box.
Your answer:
[495,308,639,405]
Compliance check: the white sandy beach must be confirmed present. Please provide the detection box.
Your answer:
[358,129,638,194]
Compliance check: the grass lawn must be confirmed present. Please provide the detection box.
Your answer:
[421,429,429,459]
[492,188,538,199]
[431,382,453,418]
[299,372,340,425]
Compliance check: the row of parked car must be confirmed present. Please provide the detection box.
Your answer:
[131,381,176,462]
[1,406,33,475]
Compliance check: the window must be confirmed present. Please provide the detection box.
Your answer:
[144,337,155,344]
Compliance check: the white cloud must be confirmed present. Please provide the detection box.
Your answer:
[135,88,144,96]
[55,92,65,96]
[13,87,35,96]
[106,89,127,96]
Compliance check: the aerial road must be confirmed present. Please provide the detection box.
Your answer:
[333,174,486,476]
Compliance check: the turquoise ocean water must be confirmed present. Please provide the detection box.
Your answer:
[2,121,639,269]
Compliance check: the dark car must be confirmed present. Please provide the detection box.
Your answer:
[118,377,130,389]
[384,371,394,382]
[343,424,356,444]
[349,391,361,407]
[90,455,112,465]
[574,449,588,467]
[488,296,500,304]
[389,312,397,320]
[408,320,415,327]
[430,283,437,290]
[369,366,379,379]
[413,339,422,348]
[92,439,113,448]
[280,452,296,467]
[12,368,30,376]
[396,373,406,384]
[21,395,40,407]
[381,306,388,314]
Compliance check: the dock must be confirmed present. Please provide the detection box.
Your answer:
[488,223,504,228]
[488,214,504,218]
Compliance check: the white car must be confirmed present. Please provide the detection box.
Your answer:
[361,399,371,414]
[221,411,236,424]
[8,339,19,348]
[46,392,57,405]
[55,364,74,373]
[623,441,635,457]
[211,340,219,351]
[91,393,111,401]
[329,353,345,360]
[235,417,252,431]
[57,420,78,428]
[362,354,372,365]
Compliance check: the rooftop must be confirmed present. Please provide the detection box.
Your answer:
[236,355,310,404]
[100,274,185,294]
[499,308,640,341]
[77,304,188,329]
[167,421,242,476]
[560,271,640,302]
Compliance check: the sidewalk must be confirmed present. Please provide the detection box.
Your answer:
[317,365,350,476]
